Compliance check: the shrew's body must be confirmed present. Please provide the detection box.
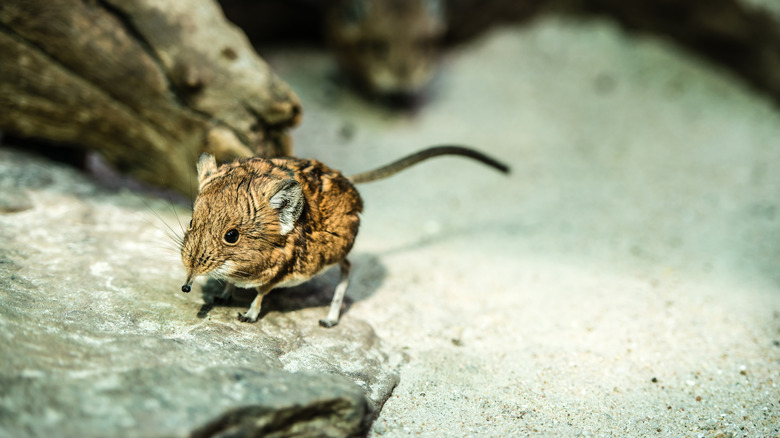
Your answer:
[180,146,509,327]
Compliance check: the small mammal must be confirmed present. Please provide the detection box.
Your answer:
[325,0,447,97]
[180,146,509,327]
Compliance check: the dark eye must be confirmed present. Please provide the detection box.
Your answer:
[223,229,239,244]
[188,219,193,230]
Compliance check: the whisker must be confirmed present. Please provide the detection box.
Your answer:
[157,242,182,255]
[170,197,186,236]
[209,273,227,285]
[137,197,186,247]
[134,211,184,248]
[161,229,184,248]
[156,173,187,237]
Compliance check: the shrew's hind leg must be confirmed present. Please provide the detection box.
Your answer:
[320,259,351,328]
[238,284,274,323]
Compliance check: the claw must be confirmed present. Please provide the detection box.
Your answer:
[319,318,338,328]
[237,312,257,323]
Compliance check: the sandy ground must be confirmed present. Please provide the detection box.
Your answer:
[261,16,780,437]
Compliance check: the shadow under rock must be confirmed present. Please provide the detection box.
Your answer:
[196,253,387,320]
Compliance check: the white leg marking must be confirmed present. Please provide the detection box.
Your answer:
[320,259,351,328]
[238,284,273,323]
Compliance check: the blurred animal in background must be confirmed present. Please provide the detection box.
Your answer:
[324,0,447,98]
[219,0,541,104]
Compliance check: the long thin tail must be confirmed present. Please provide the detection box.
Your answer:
[348,145,510,184]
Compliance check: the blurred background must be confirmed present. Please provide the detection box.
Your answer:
[219,0,780,106]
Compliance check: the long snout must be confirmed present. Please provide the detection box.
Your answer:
[181,272,195,293]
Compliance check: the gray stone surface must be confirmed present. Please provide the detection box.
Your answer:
[1,367,366,438]
[0,148,400,437]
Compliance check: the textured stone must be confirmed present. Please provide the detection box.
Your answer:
[0,0,301,196]
[1,367,367,438]
[0,147,400,437]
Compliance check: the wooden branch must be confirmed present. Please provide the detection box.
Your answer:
[0,0,302,196]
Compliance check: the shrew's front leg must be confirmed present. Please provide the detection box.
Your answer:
[238,284,274,323]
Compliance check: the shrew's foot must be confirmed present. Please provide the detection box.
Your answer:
[319,318,338,328]
[237,311,259,323]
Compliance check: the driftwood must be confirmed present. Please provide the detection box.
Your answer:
[0,0,302,195]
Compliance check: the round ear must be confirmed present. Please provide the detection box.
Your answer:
[196,153,218,192]
[269,179,304,235]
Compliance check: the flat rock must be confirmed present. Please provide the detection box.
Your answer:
[0,147,400,437]
[1,367,367,438]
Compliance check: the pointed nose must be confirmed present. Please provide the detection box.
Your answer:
[181,272,195,293]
